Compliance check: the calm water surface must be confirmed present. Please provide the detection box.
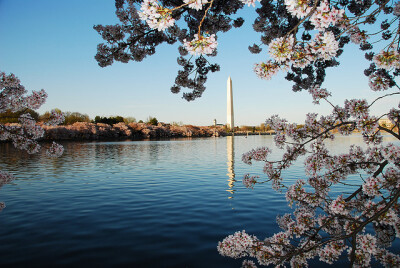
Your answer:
[0,135,398,267]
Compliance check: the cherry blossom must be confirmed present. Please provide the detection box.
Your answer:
[368,72,392,91]
[217,230,257,258]
[309,1,345,30]
[348,27,369,45]
[253,61,281,80]
[138,0,175,31]
[183,34,217,56]
[241,259,257,268]
[319,241,348,264]
[308,85,331,104]
[268,35,295,63]
[183,0,209,10]
[345,99,369,118]
[46,142,65,158]
[291,45,312,68]
[373,47,400,70]
[0,71,64,210]
[309,31,340,61]
[242,174,259,189]
[284,0,312,19]
[240,0,260,7]
[329,195,348,215]
[0,171,15,187]
[362,176,383,196]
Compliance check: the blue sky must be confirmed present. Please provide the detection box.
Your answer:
[0,0,397,126]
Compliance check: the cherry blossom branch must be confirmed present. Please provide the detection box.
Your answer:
[368,92,400,108]
[197,0,214,36]
[379,125,400,139]
[344,160,388,202]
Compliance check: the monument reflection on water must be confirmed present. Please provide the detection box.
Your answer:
[226,135,236,198]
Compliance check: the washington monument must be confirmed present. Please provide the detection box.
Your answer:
[227,76,234,131]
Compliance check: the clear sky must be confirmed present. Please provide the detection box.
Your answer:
[0,0,397,126]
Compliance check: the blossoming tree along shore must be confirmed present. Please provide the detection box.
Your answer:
[0,72,64,211]
[96,0,400,266]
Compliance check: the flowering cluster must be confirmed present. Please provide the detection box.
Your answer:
[45,109,65,126]
[368,72,392,91]
[253,61,280,80]
[241,0,260,7]
[242,174,259,189]
[242,147,271,165]
[319,241,347,264]
[381,143,400,164]
[329,195,347,215]
[241,259,257,268]
[0,71,64,210]
[183,34,217,56]
[345,99,369,118]
[309,31,340,61]
[46,142,65,158]
[138,0,175,31]
[219,87,400,266]
[308,85,331,104]
[348,26,368,45]
[284,0,312,19]
[362,176,383,196]
[309,2,344,30]
[183,0,208,10]
[373,47,400,70]
[349,234,377,267]
[217,230,256,258]
[268,35,295,63]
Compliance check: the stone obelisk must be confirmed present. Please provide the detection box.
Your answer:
[227,76,234,131]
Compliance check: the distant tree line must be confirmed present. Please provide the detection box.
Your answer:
[0,108,162,126]
[0,109,39,124]
[94,115,124,125]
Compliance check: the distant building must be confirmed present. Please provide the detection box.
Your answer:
[379,118,394,128]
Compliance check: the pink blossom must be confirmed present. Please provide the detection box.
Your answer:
[373,47,400,70]
[138,0,175,31]
[368,72,391,91]
[217,230,256,258]
[241,259,257,268]
[381,143,400,164]
[348,234,377,267]
[46,142,64,158]
[242,174,259,189]
[319,241,347,264]
[183,0,208,10]
[348,27,369,44]
[268,35,295,63]
[242,147,271,165]
[240,0,260,7]
[308,86,331,104]
[362,176,382,197]
[345,99,369,118]
[310,31,339,61]
[309,1,345,30]
[0,171,15,187]
[329,195,348,215]
[45,109,65,125]
[284,0,312,18]
[183,34,217,55]
[253,61,281,80]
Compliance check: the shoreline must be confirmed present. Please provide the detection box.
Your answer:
[37,122,227,141]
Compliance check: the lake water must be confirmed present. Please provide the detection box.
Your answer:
[0,135,398,267]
